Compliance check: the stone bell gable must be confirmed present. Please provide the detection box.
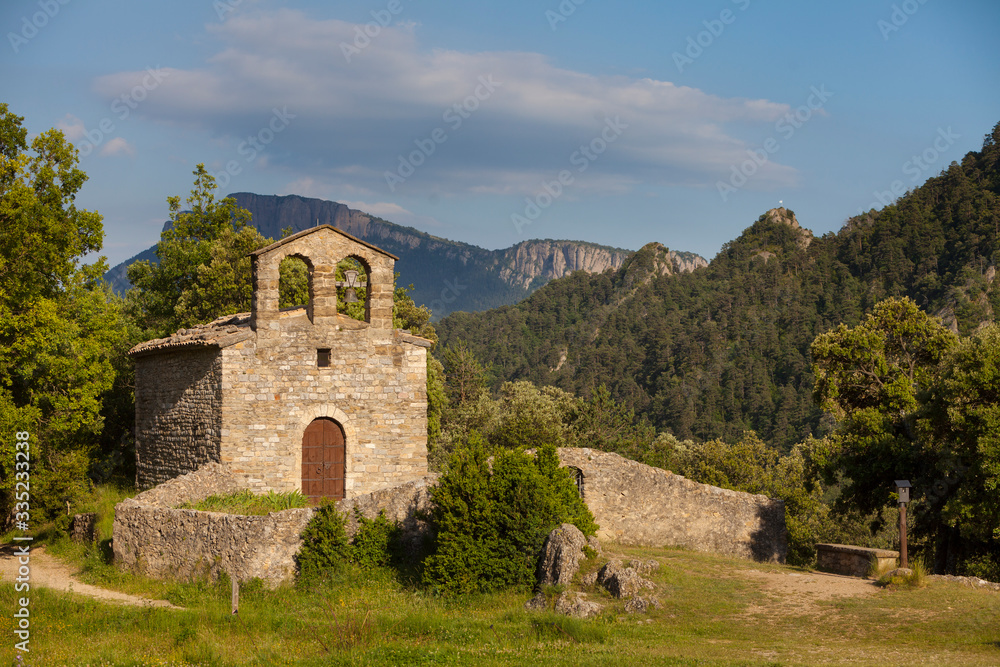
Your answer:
[129,225,431,500]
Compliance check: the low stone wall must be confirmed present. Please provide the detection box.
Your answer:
[113,463,435,587]
[113,464,314,587]
[816,543,898,578]
[558,448,787,562]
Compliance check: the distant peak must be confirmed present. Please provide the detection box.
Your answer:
[762,207,799,228]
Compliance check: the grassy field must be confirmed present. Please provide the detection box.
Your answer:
[2,534,998,667]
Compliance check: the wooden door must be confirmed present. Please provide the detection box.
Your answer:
[301,418,345,502]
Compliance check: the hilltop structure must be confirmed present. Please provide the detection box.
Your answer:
[128,225,432,500]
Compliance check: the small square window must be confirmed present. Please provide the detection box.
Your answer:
[317,349,331,368]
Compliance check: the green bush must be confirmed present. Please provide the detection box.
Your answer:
[297,502,352,578]
[422,435,597,595]
[351,509,399,570]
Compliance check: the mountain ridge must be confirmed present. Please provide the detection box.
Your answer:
[436,121,1000,448]
[103,192,707,318]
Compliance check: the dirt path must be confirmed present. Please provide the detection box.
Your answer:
[738,567,880,617]
[0,543,180,609]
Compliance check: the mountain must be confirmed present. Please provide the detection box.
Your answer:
[104,193,705,318]
[437,122,1000,449]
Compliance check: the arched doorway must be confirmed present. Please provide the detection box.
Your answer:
[301,418,345,502]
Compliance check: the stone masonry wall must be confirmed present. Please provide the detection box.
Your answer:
[113,463,435,587]
[219,320,429,495]
[135,348,223,488]
[558,448,787,562]
[131,225,429,496]
[114,463,315,587]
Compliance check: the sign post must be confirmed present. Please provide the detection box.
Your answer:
[895,480,911,569]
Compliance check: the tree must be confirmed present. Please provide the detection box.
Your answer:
[125,164,266,336]
[0,104,127,522]
[810,297,958,517]
[917,324,1000,574]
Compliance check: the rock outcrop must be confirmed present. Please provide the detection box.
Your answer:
[597,559,656,599]
[537,523,589,586]
[497,241,633,290]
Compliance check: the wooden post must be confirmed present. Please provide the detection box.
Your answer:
[231,576,239,615]
[899,503,908,570]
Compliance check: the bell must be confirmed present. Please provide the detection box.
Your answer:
[345,288,358,303]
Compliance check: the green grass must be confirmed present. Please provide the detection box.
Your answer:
[4,537,999,666]
[177,489,310,515]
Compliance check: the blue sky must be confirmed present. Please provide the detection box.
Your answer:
[3,0,999,268]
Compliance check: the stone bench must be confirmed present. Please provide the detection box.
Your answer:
[816,543,899,578]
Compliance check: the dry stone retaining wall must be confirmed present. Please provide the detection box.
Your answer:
[113,463,434,587]
[558,448,786,562]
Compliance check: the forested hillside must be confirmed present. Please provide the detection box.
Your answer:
[438,123,1000,451]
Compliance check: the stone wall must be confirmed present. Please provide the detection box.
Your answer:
[816,543,898,577]
[558,448,787,562]
[218,323,429,495]
[131,225,430,496]
[134,348,223,488]
[114,463,435,587]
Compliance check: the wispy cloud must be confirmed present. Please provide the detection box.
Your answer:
[93,9,801,196]
[100,136,136,157]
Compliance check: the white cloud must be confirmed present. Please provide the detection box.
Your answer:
[93,9,804,196]
[100,137,136,157]
[57,114,85,141]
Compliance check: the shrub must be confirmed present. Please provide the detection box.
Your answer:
[421,435,597,595]
[297,502,352,578]
[351,509,399,570]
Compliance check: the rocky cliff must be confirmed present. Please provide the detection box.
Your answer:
[105,193,706,318]
[497,240,634,290]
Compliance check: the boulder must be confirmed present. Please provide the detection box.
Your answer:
[598,559,655,599]
[629,558,660,576]
[537,523,588,586]
[624,596,661,614]
[524,592,549,612]
[555,592,603,619]
[71,513,98,543]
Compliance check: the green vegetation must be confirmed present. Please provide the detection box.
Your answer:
[423,439,596,595]
[297,506,405,580]
[178,489,310,515]
[0,104,130,526]
[436,121,1000,575]
[4,540,999,665]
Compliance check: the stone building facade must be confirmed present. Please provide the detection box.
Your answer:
[130,225,432,499]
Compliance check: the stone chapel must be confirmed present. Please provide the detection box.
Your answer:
[128,225,432,501]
